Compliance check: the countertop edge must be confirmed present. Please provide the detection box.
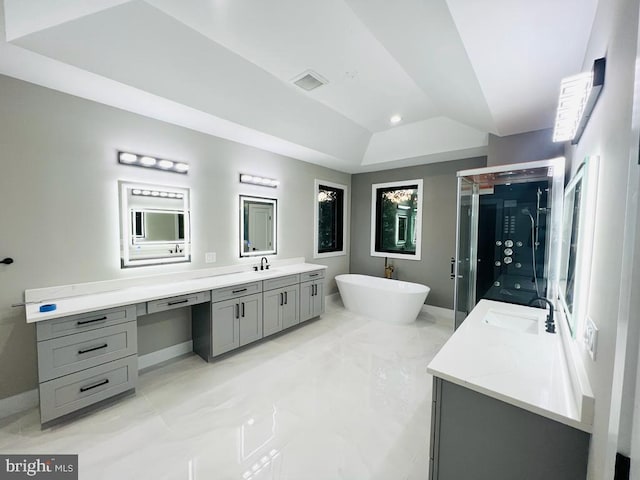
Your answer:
[25,263,328,324]
[427,368,593,433]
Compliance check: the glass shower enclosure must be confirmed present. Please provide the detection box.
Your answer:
[453,158,565,329]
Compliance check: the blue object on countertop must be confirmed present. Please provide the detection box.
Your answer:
[39,303,57,312]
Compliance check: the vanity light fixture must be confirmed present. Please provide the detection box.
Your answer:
[131,188,184,199]
[240,173,280,188]
[553,57,606,144]
[118,151,189,174]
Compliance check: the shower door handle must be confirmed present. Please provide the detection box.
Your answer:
[450,257,455,279]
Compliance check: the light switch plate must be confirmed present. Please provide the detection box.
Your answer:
[584,316,598,361]
[205,252,216,263]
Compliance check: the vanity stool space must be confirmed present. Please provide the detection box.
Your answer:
[28,263,326,425]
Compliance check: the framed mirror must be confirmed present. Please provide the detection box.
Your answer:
[370,179,423,260]
[240,195,277,257]
[119,181,191,267]
[558,156,599,336]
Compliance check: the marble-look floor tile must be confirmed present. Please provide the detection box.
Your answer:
[0,304,453,479]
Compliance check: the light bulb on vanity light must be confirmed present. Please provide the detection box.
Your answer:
[119,152,137,164]
[139,156,157,166]
[157,159,174,169]
[390,115,402,125]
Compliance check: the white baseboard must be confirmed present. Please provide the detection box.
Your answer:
[421,304,455,327]
[138,340,193,370]
[0,388,38,419]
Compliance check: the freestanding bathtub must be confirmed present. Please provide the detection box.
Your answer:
[335,274,430,324]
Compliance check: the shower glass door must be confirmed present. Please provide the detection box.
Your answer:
[453,177,478,329]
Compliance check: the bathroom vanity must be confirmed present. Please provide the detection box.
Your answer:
[26,262,326,425]
[427,300,593,480]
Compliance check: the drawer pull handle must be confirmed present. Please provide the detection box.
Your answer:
[232,288,247,294]
[309,273,319,277]
[284,291,288,305]
[167,298,190,306]
[80,379,109,393]
[77,316,107,326]
[78,344,108,355]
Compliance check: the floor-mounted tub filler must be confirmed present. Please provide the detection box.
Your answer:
[335,274,430,324]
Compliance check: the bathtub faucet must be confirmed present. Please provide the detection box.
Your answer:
[384,257,394,279]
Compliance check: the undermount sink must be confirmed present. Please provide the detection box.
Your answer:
[483,308,540,334]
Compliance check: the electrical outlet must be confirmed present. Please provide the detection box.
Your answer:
[584,316,598,361]
[205,252,216,263]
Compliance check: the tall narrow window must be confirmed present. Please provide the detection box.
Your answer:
[371,179,423,260]
[314,180,347,258]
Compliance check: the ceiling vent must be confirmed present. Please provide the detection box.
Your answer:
[292,70,328,91]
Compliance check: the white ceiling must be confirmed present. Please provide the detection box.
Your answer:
[0,0,598,173]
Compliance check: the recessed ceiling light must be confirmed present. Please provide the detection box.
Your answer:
[390,115,402,124]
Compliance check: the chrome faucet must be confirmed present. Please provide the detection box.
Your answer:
[528,296,555,333]
[260,257,270,271]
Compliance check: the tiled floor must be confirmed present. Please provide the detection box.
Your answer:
[0,298,453,480]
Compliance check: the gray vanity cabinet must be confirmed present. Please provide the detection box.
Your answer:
[210,293,263,356]
[36,305,138,425]
[429,378,590,480]
[211,297,241,356]
[263,275,300,337]
[263,286,299,337]
[300,270,325,322]
[192,281,263,360]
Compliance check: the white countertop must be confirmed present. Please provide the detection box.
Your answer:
[427,299,593,433]
[25,263,326,323]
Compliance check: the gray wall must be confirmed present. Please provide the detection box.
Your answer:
[0,75,350,400]
[488,128,564,167]
[350,157,486,309]
[563,0,640,476]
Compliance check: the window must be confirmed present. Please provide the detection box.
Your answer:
[314,180,347,258]
[371,179,423,260]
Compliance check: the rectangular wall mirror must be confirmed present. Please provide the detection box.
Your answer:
[240,195,277,257]
[370,179,423,260]
[558,156,599,336]
[119,181,191,267]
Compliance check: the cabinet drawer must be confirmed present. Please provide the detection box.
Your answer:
[300,270,325,282]
[39,355,137,424]
[36,305,137,341]
[37,321,137,382]
[211,282,262,302]
[263,274,300,292]
[147,290,211,314]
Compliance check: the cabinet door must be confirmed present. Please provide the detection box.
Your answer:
[281,285,300,330]
[212,298,239,356]
[312,281,325,317]
[263,289,283,338]
[299,281,314,323]
[239,293,263,347]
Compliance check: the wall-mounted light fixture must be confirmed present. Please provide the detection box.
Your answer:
[553,57,606,144]
[118,151,189,174]
[131,188,184,199]
[240,173,280,188]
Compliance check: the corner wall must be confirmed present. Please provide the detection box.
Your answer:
[0,75,350,401]
[563,0,640,477]
[488,128,564,167]
[349,157,486,309]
